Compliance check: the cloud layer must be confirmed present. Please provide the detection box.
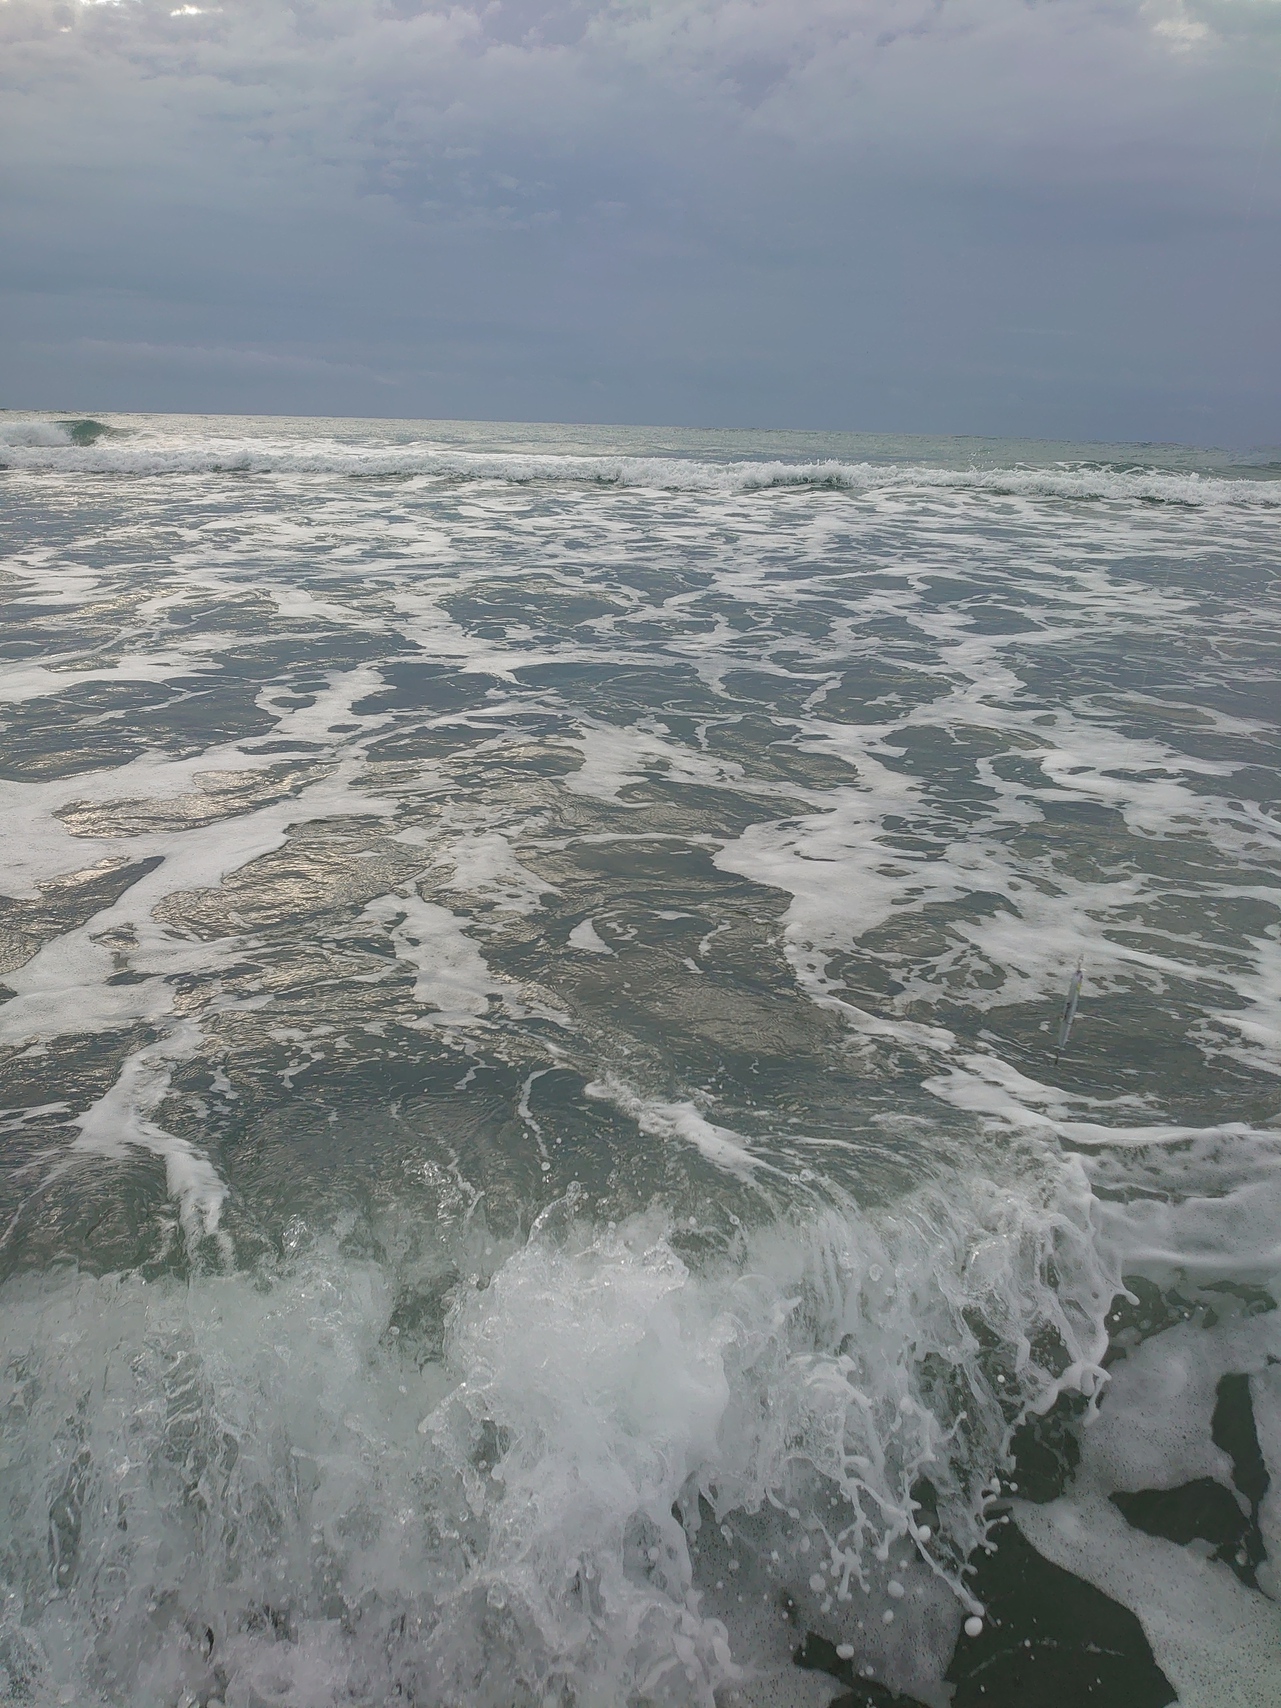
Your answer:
[3,0,1279,439]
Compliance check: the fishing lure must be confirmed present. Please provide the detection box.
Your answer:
[1054,959,1084,1064]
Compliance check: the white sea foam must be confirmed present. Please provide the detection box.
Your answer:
[0,1138,1130,1708]
[2,419,1277,507]
[996,1122,1281,1701]
[585,1081,777,1180]
[569,917,615,955]
[712,633,1281,1079]
[420,823,563,917]
[364,891,515,1027]
[62,1024,230,1252]
[3,1125,1275,1706]
[0,745,395,1048]
[1017,1303,1281,1708]
[0,420,75,449]
[564,722,756,804]
[0,645,218,708]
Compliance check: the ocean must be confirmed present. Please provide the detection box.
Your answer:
[0,411,1278,1708]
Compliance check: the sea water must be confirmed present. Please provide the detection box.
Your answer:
[0,412,1278,1708]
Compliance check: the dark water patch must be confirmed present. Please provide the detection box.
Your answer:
[1109,1369,1272,1590]
[698,716,859,789]
[0,672,314,781]
[155,682,304,749]
[1006,1391,1090,1504]
[206,633,399,675]
[0,681,190,780]
[1111,1477,1265,1588]
[0,615,120,658]
[352,660,508,716]
[207,1067,549,1252]
[953,600,1047,637]
[716,667,849,717]
[0,1152,176,1282]
[443,588,622,629]
[147,589,291,632]
[1213,1372,1271,1514]
[803,665,945,726]
[944,1521,1175,1707]
[1101,1278,1275,1366]
[1038,796,1128,831]
[512,658,724,720]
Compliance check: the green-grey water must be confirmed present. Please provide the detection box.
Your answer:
[1,411,1279,1708]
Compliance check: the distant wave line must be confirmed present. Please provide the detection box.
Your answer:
[2,432,1278,508]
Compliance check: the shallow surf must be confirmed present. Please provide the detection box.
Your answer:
[0,411,1278,1707]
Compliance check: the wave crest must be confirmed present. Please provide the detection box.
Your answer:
[0,422,1276,506]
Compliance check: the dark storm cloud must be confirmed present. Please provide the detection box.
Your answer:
[2,0,1279,440]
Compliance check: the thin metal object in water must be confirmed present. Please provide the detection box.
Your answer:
[1054,959,1083,1065]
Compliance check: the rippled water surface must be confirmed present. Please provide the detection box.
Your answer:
[1,412,1279,1708]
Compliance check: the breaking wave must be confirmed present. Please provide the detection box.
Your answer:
[3,1122,1278,1708]
[1,419,1277,506]
[0,1149,1113,1708]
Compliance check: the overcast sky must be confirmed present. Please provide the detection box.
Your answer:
[2,0,1279,443]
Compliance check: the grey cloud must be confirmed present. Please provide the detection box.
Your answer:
[1,0,1278,440]
[60,339,401,383]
